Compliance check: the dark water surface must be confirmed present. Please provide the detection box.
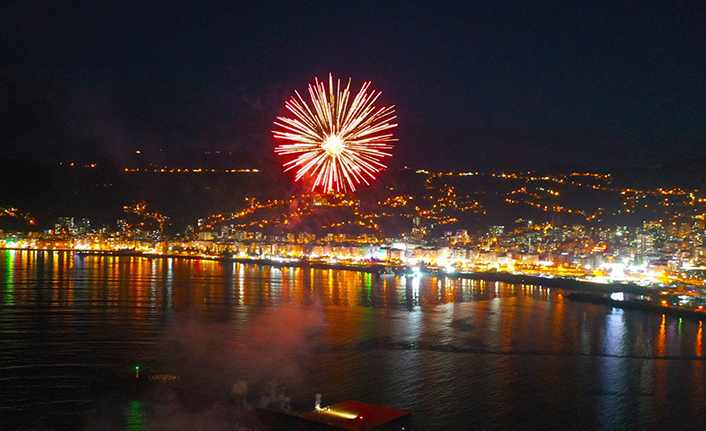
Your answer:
[1,250,706,430]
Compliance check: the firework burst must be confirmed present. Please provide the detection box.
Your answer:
[273,74,397,193]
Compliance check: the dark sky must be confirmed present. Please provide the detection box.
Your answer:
[1,1,704,171]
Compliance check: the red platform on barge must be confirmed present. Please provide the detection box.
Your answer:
[255,400,410,430]
[302,400,410,430]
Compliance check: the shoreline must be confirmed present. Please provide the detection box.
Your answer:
[567,292,706,321]
[2,246,653,295]
[4,247,703,320]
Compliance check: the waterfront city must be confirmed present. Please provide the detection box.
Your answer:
[3,166,706,319]
[4,2,706,430]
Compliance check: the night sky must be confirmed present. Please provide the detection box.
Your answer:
[1,1,704,171]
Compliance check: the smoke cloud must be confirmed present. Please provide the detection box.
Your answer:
[87,302,327,430]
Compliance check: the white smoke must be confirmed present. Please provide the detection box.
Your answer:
[259,384,291,413]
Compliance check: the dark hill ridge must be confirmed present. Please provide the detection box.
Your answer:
[610,156,706,190]
[0,158,53,212]
[0,156,705,235]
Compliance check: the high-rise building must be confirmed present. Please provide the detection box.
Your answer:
[636,233,655,255]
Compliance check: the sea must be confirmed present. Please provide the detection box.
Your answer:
[1,250,705,431]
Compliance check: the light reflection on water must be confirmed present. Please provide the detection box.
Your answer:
[1,250,706,430]
[126,401,146,431]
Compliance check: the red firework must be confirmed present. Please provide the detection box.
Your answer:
[273,74,397,193]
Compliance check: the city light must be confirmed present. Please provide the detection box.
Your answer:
[3,166,706,315]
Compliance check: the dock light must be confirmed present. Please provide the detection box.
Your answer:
[135,366,140,378]
[322,409,359,420]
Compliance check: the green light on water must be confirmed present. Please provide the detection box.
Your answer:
[127,400,146,430]
[4,251,14,305]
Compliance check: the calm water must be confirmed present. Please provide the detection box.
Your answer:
[1,250,706,431]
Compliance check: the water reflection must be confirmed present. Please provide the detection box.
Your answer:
[697,321,703,357]
[126,400,146,431]
[2,251,706,430]
[2,251,706,354]
[657,314,667,357]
